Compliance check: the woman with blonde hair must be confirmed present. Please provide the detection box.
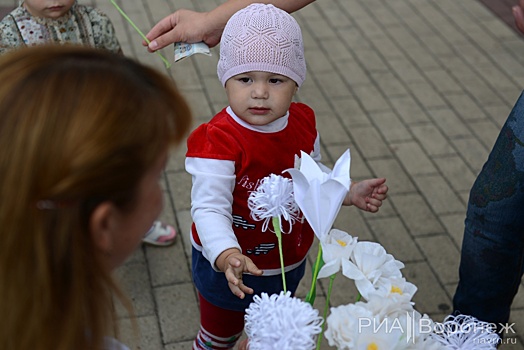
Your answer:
[0,45,192,350]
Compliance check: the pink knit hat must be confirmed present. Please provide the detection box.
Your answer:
[217,3,306,87]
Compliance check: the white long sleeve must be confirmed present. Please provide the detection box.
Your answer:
[186,157,240,269]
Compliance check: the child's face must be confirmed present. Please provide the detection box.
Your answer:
[23,0,75,19]
[225,71,298,126]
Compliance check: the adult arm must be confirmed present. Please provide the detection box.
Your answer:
[144,0,315,51]
[514,0,524,35]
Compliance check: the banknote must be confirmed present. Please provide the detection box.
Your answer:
[174,42,212,62]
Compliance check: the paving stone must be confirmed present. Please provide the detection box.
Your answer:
[369,111,412,143]
[415,234,461,285]
[391,140,437,176]
[432,154,477,193]
[368,217,424,263]
[412,173,466,215]
[390,193,445,236]
[156,283,200,344]
[410,123,456,156]
[403,262,452,316]
[118,316,163,350]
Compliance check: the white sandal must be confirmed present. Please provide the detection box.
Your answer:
[143,220,176,246]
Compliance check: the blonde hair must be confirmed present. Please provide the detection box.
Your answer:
[0,45,192,350]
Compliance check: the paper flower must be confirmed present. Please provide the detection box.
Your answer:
[429,314,499,349]
[248,173,300,233]
[349,241,405,301]
[244,292,323,350]
[323,303,373,349]
[368,276,418,301]
[317,229,358,279]
[285,150,351,241]
[324,303,405,350]
[248,173,301,292]
[286,150,351,306]
[361,294,415,322]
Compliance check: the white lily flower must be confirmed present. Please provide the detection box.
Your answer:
[285,150,351,240]
[317,229,358,279]
[430,314,499,349]
[248,174,300,233]
[349,241,405,301]
[244,291,323,350]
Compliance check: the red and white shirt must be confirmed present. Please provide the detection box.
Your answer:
[186,102,325,274]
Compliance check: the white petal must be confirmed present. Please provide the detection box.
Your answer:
[317,260,341,279]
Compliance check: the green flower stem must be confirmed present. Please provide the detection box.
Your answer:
[356,293,362,302]
[305,245,323,305]
[109,0,171,68]
[272,216,287,292]
[316,274,336,350]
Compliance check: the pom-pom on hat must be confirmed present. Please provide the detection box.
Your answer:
[217,3,306,87]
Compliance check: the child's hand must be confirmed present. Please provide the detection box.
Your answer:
[216,248,263,299]
[344,178,388,212]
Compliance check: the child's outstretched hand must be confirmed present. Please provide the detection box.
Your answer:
[343,178,388,212]
[216,248,263,299]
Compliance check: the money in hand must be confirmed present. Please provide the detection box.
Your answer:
[174,42,212,62]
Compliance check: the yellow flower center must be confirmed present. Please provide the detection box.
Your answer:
[391,285,403,294]
[336,239,347,247]
[367,343,378,350]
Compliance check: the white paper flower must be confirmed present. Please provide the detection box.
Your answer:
[368,276,418,301]
[285,150,351,240]
[244,291,323,350]
[429,314,500,349]
[360,294,415,322]
[324,303,374,349]
[355,320,405,350]
[349,241,405,300]
[248,174,300,233]
[325,303,405,350]
[317,229,358,279]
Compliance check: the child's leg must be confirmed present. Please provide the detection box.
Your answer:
[193,293,244,350]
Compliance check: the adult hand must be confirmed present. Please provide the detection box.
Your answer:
[144,9,223,52]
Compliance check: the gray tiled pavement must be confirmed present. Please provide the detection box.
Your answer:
[3,0,524,348]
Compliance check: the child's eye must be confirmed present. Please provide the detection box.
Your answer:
[238,77,251,83]
[269,78,282,84]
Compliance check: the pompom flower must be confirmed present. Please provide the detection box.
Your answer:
[430,314,500,349]
[244,292,323,350]
[248,174,300,233]
[248,174,300,292]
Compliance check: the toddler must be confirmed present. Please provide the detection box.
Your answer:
[0,0,121,54]
[0,0,178,246]
[185,4,388,349]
